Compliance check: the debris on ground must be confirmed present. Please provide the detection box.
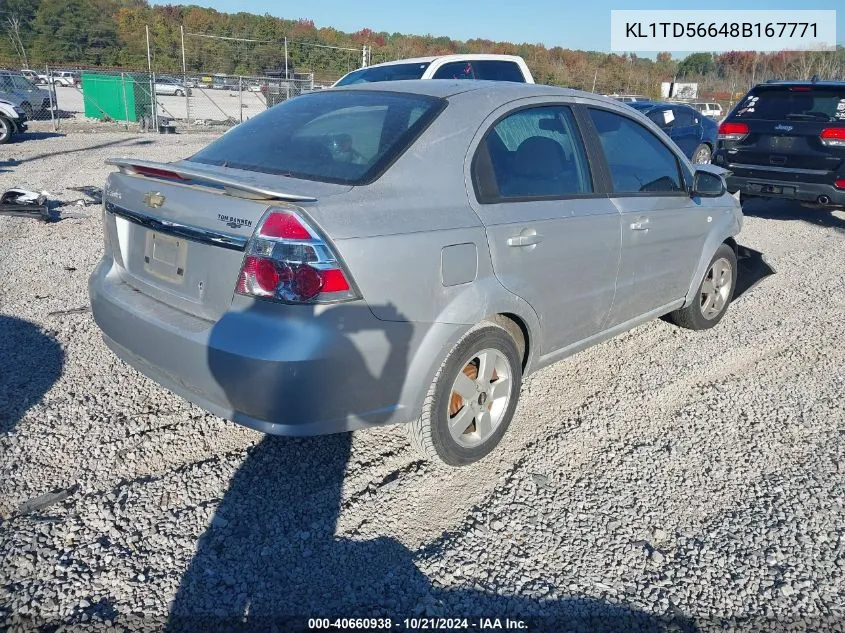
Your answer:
[0,188,56,222]
[66,186,103,207]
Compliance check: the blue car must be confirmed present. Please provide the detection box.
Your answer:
[628,101,718,164]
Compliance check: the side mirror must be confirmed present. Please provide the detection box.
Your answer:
[692,170,726,198]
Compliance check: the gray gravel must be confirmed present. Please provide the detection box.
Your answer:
[1,131,844,631]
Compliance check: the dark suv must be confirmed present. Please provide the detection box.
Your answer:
[713,80,845,209]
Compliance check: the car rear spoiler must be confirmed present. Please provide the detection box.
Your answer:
[105,158,318,203]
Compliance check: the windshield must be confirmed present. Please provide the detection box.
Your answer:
[335,62,430,86]
[191,90,444,185]
[734,86,845,122]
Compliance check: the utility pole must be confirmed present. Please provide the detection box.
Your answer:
[284,37,289,78]
[146,25,157,131]
[181,25,190,124]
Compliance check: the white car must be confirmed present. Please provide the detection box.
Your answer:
[20,69,48,85]
[155,77,191,96]
[52,71,79,87]
[609,94,650,103]
[691,102,724,119]
[333,54,534,86]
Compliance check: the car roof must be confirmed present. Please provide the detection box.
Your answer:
[760,79,845,87]
[629,100,695,110]
[360,54,526,69]
[331,79,623,105]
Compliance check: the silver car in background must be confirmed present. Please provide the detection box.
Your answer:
[89,81,743,467]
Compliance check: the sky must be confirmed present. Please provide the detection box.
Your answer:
[150,0,843,53]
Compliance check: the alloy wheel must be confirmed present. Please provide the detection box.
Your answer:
[693,145,711,164]
[700,257,733,320]
[446,349,512,448]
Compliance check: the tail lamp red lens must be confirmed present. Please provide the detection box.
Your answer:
[236,208,356,304]
[259,212,312,239]
[130,165,187,181]
[820,128,845,148]
[834,179,845,190]
[718,122,749,141]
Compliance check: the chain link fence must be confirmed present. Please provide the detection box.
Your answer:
[6,27,367,132]
[38,66,318,131]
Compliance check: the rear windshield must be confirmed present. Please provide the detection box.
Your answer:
[190,90,444,185]
[734,86,845,122]
[335,63,430,86]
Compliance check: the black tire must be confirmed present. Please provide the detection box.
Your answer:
[0,116,12,144]
[175,89,184,97]
[20,102,34,120]
[407,322,522,467]
[667,243,737,331]
[692,143,712,164]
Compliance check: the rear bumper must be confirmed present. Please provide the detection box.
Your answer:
[89,257,462,436]
[726,173,845,206]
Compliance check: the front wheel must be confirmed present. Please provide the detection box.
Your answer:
[692,143,712,164]
[0,116,12,144]
[175,89,184,97]
[407,322,522,467]
[667,243,737,330]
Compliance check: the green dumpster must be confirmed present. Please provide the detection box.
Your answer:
[82,72,153,122]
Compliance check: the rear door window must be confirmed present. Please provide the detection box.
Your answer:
[191,91,444,184]
[474,61,525,82]
[733,86,845,122]
[588,108,684,195]
[671,107,696,127]
[432,62,475,80]
[432,60,526,82]
[473,105,592,201]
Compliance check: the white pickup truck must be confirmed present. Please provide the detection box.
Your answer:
[334,54,534,86]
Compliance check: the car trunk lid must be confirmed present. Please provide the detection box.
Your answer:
[103,159,351,321]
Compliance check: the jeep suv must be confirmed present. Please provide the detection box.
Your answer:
[713,80,845,209]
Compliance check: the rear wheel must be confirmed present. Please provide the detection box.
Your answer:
[0,116,12,144]
[175,88,184,97]
[407,322,522,467]
[667,243,737,330]
[20,102,33,120]
[692,144,712,164]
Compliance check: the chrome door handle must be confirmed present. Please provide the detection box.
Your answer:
[630,218,650,231]
[507,228,543,247]
[507,233,543,247]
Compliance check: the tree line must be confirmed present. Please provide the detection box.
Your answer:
[2,0,844,98]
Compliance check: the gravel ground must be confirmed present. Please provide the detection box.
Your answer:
[1,131,844,632]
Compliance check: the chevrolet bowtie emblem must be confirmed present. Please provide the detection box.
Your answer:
[144,192,165,208]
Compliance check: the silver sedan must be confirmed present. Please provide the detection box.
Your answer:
[89,81,742,466]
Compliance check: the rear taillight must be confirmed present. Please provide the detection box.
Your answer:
[820,128,845,148]
[235,207,358,304]
[718,122,749,141]
[834,179,845,190]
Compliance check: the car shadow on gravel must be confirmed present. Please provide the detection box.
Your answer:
[733,245,776,304]
[0,315,64,434]
[167,302,698,632]
[741,197,845,232]
[8,137,155,166]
